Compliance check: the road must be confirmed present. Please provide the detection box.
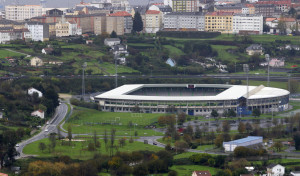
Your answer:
[16,103,68,159]
[3,74,300,82]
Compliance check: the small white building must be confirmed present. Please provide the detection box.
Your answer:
[31,110,45,119]
[30,57,44,67]
[166,58,176,67]
[28,87,43,98]
[223,136,263,152]
[267,164,285,176]
[104,38,121,47]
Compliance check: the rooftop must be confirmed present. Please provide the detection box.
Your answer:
[146,10,161,14]
[95,84,289,101]
[109,11,132,17]
[223,136,263,145]
[206,12,234,16]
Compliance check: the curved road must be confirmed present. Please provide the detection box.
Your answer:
[16,103,68,159]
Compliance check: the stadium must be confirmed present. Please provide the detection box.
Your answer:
[94,84,290,116]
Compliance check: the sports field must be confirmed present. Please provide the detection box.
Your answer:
[63,107,164,136]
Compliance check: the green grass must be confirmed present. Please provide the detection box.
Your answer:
[23,138,163,160]
[244,80,289,90]
[169,165,219,176]
[211,45,240,62]
[163,45,184,57]
[0,49,26,58]
[63,107,164,136]
[196,144,214,151]
[174,152,198,159]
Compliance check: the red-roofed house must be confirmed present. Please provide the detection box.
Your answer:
[109,11,133,33]
[192,171,212,176]
[145,10,162,33]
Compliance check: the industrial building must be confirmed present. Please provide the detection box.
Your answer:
[223,136,263,152]
[94,84,289,116]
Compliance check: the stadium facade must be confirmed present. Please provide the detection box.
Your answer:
[94,84,289,116]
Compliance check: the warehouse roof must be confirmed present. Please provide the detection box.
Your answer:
[223,136,263,145]
[94,84,289,101]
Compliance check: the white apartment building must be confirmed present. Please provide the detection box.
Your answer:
[232,14,263,34]
[5,5,43,21]
[25,22,49,41]
[163,12,205,31]
[0,28,31,44]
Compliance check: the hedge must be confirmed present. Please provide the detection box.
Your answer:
[156,31,221,38]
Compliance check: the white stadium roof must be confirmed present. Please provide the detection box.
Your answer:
[95,84,289,101]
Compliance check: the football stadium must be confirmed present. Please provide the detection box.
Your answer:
[94,84,290,116]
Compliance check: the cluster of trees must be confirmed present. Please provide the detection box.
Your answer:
[70,98,100,110]
[24,150,175,176]
[0,79,59,127]
[0,129,29,167]
[189,153,226,168]
[234,146,267,157]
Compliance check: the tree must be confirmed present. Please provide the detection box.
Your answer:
[222,120,230,133]
[238,122,246,134]
[228,109,236,117]
[278,15,287,35]
[168,170,178,176]
[67,125,72,145]
[245,122,253,134]
[39,142,46,153]
[288,8,297,17]
[49,133,56,152]
[252,108,261,117]
[185,124,194,137]
[132,12,143,33]
[174,141,189,153]
[294,132,300,150]
[110,30,117,38]
[211,109,219,118]
[289,79,299,93]
[214,134,223,148]
[272,141,283,152]
[110,128,116,156]
[194,126,202,139]
[104,129,108,151]
[133,164,149,176]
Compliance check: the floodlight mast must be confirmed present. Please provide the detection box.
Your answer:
[243,64,249,112]
[265,54,270,87]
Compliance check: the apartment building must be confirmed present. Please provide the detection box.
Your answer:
[94,16,106,35]
[254,4,279,17]
[163,12,205,31]
[31,13,106,34]
[256,0,291,12]
[5,5,42,21]
[106,16,125,35]
[233,14,263,34]
[55,21,82,37]
[172,0,198,12]
[109,11,133,33]
[25,22,49,41]
[243,4,255,14]
[0,27,31,44]
[205,12,233,33]
[215,4,243,14]
[145,10,162,33]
